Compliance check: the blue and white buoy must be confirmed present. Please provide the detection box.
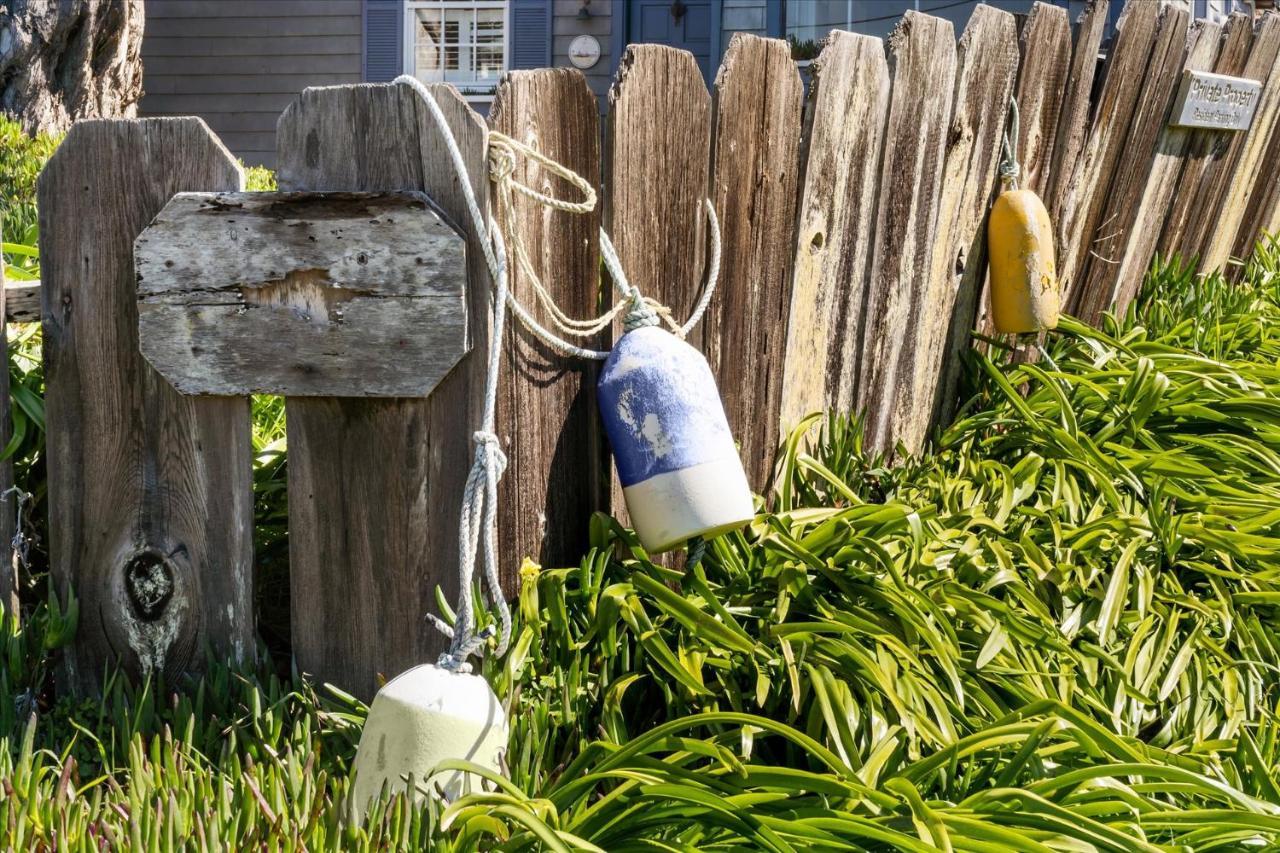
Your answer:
[598,325,755,553]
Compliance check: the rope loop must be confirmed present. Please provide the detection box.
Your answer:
[394,74,723,672]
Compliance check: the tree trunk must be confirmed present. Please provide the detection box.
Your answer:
[0,0,144,136]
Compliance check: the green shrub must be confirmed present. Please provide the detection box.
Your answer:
[0,117,60,278]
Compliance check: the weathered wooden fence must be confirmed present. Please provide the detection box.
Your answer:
[26,1,1280,698]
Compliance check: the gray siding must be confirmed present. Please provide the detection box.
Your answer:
[552,0,613,109]
[139,0,363,168]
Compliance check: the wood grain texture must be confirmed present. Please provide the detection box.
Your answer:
[928,6,1020,437]
[1202,13,1280,272]
[4,282,40,324]
[135,191,468,397]
[605,46,711,521]
[780,31,889,429]
[1109,19,1224,310]
[1071,2,1189,324]
[38,118,253,694]
[1159,13,1256,262]
[707,34,803,490]
[277,83,491,701]
[0,247,13,616]
[1233,55,1280,259]
[1012,3,1071,198]
[1056,0,1166,311]
[1049,0,1107,232]
[606,45,711,337]
[857,11,957,456]
[488,68,606,579]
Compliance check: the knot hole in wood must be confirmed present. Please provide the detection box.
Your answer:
[124,550,177,622]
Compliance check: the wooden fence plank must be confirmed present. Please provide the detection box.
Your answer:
[1056,0,1167,312]
[1202,13,1280,272]
[0,245,13,617]
[277,83,491,700]
[1049,0,1107,234]
[1012,3,1071,199]
[780,32,889,429]
[605,45,711,521]
[1109,19,1225,310]
[928,6,1020,437]
[857,11,957,455]
[488,68,606,580]
[707,34,804,490]
[1072,3,1189,324]
[1233,77,1280,258]
[1159,13,1257,262]
[606,45,711,338]
[38,118,252,693]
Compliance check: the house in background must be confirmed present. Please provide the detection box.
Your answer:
[139,0,1265,168]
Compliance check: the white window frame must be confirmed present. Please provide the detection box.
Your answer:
[403,0,510,104]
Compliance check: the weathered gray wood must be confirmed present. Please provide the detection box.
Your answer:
[1056,0,1168,312]
[1072,2,1189,324]
[488,68,606,585]
[607,45,712,338]
[928,6,1020,437]
[277,84,491,700]
[1233,65,1280,259]
[1012,3,1071,198]
[134,190,468,397]
[4,282,40,324]
[857,12,957,455]
[38,118,253,693]
[707,34,803,490]
[0,239,14,617]
[1049,0,1107,234]
[1109,19,1225,310]
[1203,13,1280,272]
[606,46,712,522]
[1159,13,1256,263]
[780,32,889,429]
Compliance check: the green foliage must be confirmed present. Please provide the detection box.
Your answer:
[0,116,60,279]
[243,162,278,192]
[1,201,1279,846]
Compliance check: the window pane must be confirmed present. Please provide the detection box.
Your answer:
[413,8,444,83]
[412,3,505,90]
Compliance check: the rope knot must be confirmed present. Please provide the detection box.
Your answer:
[473,430,508,476]
[488,141,516,183]
[622,292,660,332]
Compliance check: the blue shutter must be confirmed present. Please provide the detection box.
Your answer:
[510,0,552,70]
[364,0,404,82]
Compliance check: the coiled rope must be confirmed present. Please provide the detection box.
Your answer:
[395,75,721,671]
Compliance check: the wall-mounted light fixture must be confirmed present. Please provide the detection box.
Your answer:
[578,0,591,20]
[671,0,687,20]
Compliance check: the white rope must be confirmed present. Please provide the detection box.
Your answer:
[395,75,721,671]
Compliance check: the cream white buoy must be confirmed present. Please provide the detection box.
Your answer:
[352,663,507,810]
[597,325,754,553]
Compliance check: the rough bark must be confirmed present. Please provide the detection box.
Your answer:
[0,0,144,135]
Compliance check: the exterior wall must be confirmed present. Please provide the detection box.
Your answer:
[722,0,769,56]
[139,0,363,168]
[552,0,614,107]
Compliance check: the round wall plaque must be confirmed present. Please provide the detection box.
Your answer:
[568,34,601,70]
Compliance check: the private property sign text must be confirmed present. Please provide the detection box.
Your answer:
[1171,70,1262,131]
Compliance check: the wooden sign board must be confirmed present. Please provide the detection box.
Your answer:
[1170,70,1262,130]
[135,191,469,397]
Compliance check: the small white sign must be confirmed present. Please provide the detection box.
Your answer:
[1170,70,1262,131]
[568,35,601,70]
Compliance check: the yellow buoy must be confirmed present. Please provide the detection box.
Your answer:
[988,187,1059,334]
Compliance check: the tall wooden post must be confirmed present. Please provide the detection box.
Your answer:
[38,118,253,693]
[276,84,492,701]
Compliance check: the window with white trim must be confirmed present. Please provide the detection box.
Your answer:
[404,1,507,100]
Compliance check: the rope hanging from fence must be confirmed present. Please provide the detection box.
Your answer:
[394,75,721,672]
[999,96,1021,190]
